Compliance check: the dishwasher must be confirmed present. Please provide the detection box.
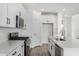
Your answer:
[55,44,63,56]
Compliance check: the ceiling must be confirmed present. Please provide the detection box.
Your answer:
[23,3,79,16]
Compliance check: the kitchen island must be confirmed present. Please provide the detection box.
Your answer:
[48,36,79,56]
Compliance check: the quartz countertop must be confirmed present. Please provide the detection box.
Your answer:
[0,40,24,55]
[49,36,76,48]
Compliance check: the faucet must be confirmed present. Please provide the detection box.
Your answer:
[55,35,65,41]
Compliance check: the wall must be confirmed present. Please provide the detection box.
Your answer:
[0,4,31,44]
[58,12,63,37]
[58,12,72,46]
[57,12,79,47]
[72,14,79,39]
[64,15,72,46]
[29,10,42,47]
[72,14,79,47]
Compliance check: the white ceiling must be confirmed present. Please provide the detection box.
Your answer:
[23,3,79,16]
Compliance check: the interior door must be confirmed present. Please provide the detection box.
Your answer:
[41,23,53,44]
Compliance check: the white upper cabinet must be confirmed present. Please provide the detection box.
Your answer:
[7,3,17,28]
[0,4,7,27]
[0,3,25,28]
[0,3,17,28]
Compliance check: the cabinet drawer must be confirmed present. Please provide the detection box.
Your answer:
[8,49,18,56]
[8,46,22,56]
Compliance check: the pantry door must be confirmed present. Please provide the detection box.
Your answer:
[41,23,53,44]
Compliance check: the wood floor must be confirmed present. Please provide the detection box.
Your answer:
[29,44,50,56]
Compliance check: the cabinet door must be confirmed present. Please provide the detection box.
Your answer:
[0,3,7,27]
[55,44,61,56]
[8,49,18,56]
[7,46,22,56]
[7,3,17,27]
[21,44,24,56]
[51,41,55,56]
[48,38,55,56]
[48,38,52,55]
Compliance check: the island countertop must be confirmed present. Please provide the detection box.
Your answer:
[48,36,79,48]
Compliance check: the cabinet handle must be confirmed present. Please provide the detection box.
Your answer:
[21,45,24,47]
[51,46,52,50]
[7,17,10,24]
[7,17,8,24]
[48,40,50,42]
[12,51,16,55]
[18,53,21,56]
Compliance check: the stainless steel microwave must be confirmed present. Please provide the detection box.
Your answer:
[16,15,24,28]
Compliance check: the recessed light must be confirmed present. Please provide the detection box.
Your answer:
[62,8,65,11]
[41,8,45,11]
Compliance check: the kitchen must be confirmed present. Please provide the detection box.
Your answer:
[0,3,79,56]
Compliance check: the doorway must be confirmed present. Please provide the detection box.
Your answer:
[41,23,53,44]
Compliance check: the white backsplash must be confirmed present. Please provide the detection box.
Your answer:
[0,28,30,44]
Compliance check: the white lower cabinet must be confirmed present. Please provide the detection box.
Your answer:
[21,44,24,56]
[8,48,19,56]
[48,38,79,56]
[48,38,51,54]
[55,44,63,56]
[48,38,63,56]
[7,44,24,56]
[51,41,55,56]
[48,38,55,56]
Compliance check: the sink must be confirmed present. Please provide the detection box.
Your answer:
[55,37,66,41]
[60,38,66,41]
